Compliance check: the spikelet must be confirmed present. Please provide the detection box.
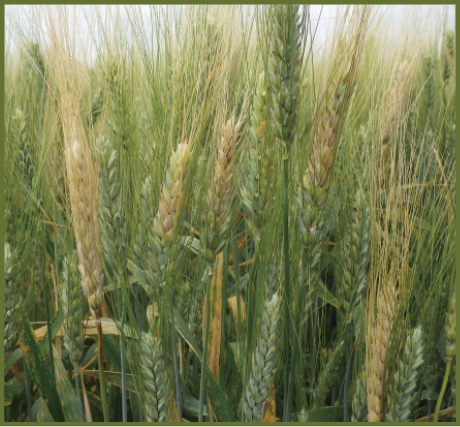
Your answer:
[267,4,302,150]
[4,243,22,353]
[203,118,242,257]
[99,138,127,280]
[139,332,171,422]
[64,121,104,316]
[242,292,280,422]
[366,282,398,422]
[61,253,87,370]
[352,369,367,422]
[241,73,269,241]
[385,326,424,422]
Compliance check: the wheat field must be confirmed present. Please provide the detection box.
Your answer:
[4,4,456,423]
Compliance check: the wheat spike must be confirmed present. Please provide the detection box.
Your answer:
[4,243,22,353]
[367,282,398,422]
[65,133,104,315]
[132,141,190,296]
[338,187,370,323]
[267,4,302,150]
[445,288,456,408]
[242,292,280,422]
[385,326,424,422]
[99,138,128,280]
[154,141,189,251]
[203,118,242,256]
[61,253,87,370]
[241,72,268,241]
[352,369,367,422]
[139,332,171,422]
[133,175,155,271]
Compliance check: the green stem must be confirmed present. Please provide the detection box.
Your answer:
[119,306,127,422]
[169,284,182,421]
[74,368,85,422]
[199,264,212,422]
[219,244,229,383]
[344,335,351,421]
[42,283,55,383]
[434,357,452,422]
[282,153,292,422]
[23,358,32,422]
[96,311,110,422]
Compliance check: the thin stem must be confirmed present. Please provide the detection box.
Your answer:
[180,349,193,420]
[199,265,212,422]
[219,244,229,383]
[74,368,85,422]
[42,283,55,383]
[96,311,110,423]
[427,398,433,421]
[344,336,351,421]
[120,304,127,422]
[434,357,452,422]
[23,358,32,422]
[169,284,182,422]
[282,154,291,422]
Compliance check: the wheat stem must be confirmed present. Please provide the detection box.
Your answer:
[96,311,109,422]
[434,358,452,423]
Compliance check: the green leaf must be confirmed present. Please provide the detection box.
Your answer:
[4,377,24,406]
[80,343,97,368]
[315,281,340,309]
[127,260,149,293]
[40,309,64,353]
[31,397,54,422]
[19,309,65,422]
[84,370,137,393]
[4,347,23,373]
[183,392,208,418]
[53,346,83,422]
[306,405,344,422]
[173,309,235,422]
